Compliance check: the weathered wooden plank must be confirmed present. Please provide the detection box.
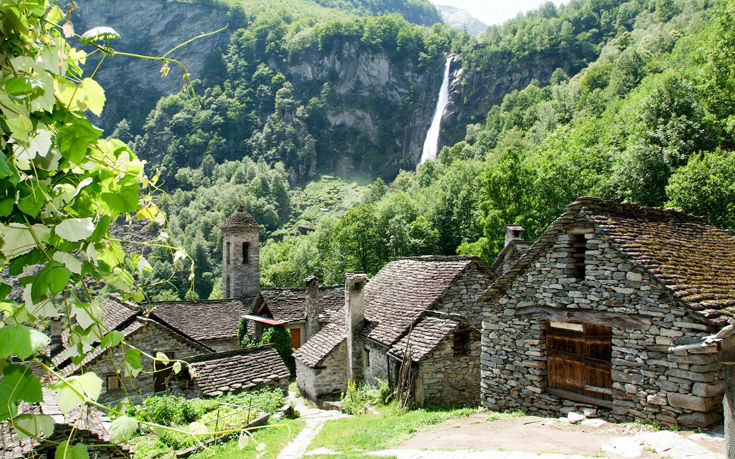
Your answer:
[547,387,613,409]
[516,307,651,329]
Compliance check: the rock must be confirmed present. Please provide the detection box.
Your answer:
[626,272,643,282]
[668,393,719,412]
[581,418,607,427]
[582,407,597,418]
[567,411,585,423]
[646,393,667,405]
[677,411,723,428]
[692,382,724,398]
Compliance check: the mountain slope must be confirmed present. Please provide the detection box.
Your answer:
[436,5,486,34]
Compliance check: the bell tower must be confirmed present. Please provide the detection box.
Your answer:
[222,206,261,298]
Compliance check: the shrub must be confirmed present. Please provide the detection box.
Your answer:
[131,437,171,458]
[340,380,373,415]
[128,395,199,425]
[216,388,285,414]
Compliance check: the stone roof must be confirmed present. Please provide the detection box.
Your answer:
[294,256,492,368]
[150,297,256,341]
[387,315,459,363]
[362,256,487,347]
[183,346,290,397]
[256,286,343,323]
[0,390,130,458]
[483,197,735,325]
[222,207,261,229]
[292,321,345,368]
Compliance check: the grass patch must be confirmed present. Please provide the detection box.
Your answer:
[308,403,480,454]
[486,410,526,422]
[187,418,305,459]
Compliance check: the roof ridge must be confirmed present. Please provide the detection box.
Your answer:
[389,255,480,262]
[573,196,708,223]
[147,297,252,306]
[186,344,276,364]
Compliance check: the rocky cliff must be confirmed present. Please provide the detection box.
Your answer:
[71,0,236,131]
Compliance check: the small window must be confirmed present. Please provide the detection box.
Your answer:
[106,374,120,392]
[571,234,586,279]
[226,242,231,265]
[453,326,470,356]
[242,242,250,265]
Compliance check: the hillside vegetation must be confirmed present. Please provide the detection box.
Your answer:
[113,0,735,300]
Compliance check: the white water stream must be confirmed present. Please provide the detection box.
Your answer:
[420,56,452,164]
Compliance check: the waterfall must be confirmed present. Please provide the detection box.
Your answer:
[420,56,452,164]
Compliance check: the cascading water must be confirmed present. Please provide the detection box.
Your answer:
[420,56,452,164]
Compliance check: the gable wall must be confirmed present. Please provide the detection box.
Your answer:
[87,322,207,403]
[481,217,723,428]
[435,262,492,328]
[416,328,481,407]
[296,340,348,401]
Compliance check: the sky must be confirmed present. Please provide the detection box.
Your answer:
[431,0,568,26]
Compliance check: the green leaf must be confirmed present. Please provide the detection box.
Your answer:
[172,361,182,375]
[76,78,106,116]
[4,77,39,96]
[80,26,120,44]
[32,261,72,299]
[0,325,50,360]
[0,223,50,259]
[55,218,95,242]
[238,431,250,450]
[56,119,102,164]
[109,415,138,443]
[124,348,142,378]
[100,330,124,348]
[52,251,83,274]
[0,365,43,420]
[0,153,11,179]
[0,283,10,300]
[13,414,55,439]
[51,373,103,413]
[189,421,208,435]
[71,303,101,330]
[55,441,89,459]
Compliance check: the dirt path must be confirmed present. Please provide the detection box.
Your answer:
[276,392,346,459]
[396,413,725,458]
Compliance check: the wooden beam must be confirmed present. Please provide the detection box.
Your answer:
[514,306,651,330]
[546,387,613,409]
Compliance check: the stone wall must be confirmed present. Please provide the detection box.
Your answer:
[89,321,207,403]
[364,341,390,383]
[416,328,481,407]
[202,338,239,352]
[296,341,348,401]
[481,217,723,428]
[222,228,260,298]
[436,262,491,329]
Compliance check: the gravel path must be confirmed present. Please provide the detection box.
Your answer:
[276,392,346,459]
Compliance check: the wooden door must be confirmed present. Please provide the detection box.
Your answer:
[547,321,612,402]
[290,328,301,349]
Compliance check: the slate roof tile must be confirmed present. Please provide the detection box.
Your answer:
[185,346,290,397]
[257,286,342,323]
[150,297,256,341]
[387,316,459,362]
[0,389,130,458]
[222,208,261,229]
[362,256,481,347]
[292,321,345,368]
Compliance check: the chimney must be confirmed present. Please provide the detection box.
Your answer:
[502,224,525,248]
[305,276,320,340]
[345,273,368,382]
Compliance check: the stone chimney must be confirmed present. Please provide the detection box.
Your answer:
[305,276,320,340]
[502,224,525,248]
[345,273,368,382]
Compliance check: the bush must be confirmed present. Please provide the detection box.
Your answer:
[128,395,199,425]
[131,437,171,458]
[215,388,286,414]
[340,380,373,415]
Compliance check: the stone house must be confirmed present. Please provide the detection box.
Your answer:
[293,255,495,406]
[0,390,131,458]
[244,280,343,349]
[480,197,735,428]
[52,297,214,403]
[167,346,290,398]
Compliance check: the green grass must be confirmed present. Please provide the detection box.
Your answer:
[187,418,306,459]
[308,404,480,454]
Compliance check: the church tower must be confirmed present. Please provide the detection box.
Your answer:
[222,206,261,298]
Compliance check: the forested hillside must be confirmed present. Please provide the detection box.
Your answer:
[99,0,735,300]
